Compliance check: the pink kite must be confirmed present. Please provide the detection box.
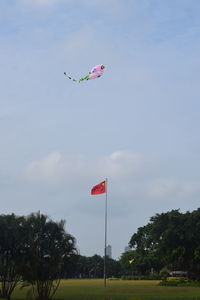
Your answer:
[64,64,105,83]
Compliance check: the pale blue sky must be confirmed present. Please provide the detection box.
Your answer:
[1,0,200,259]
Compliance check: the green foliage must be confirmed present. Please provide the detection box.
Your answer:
[75,255,121,278]
[166,277,187,281]
[159,279,200,287]
[120,249,161,277]
[21,212,77,300]
[0,214,26,300]
[121,275,161,280]
[0,212,78,300]
[129,208,200,280]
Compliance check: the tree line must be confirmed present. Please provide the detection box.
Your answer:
[125,208,200,280]
[0,208,200,300]
[0,212,122,300]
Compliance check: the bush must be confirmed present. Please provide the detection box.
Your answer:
[158,280,200,287]
[166,277,188,281]
[121,275,161,280]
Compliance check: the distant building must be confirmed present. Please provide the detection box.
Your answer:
[106,245,112,258]
[124,246,131,252]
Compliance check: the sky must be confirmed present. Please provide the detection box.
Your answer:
[1,0,200,259]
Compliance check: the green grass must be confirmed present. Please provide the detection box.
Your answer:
[11,279,200,300]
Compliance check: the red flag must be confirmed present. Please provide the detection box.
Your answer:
[91,181,106,195]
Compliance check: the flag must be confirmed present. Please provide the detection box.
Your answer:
[91,180,106,195]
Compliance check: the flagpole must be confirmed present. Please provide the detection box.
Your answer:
[104,178,108,288]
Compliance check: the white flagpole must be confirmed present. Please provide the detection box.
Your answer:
[104,178,108,287]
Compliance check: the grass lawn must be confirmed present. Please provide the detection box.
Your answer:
[12,279,200,300]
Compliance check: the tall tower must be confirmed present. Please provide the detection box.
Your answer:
[106,244,112,258]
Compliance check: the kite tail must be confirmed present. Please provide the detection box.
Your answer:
[78,74,90,82]
[64,72,80,83]
[64,72,90,83]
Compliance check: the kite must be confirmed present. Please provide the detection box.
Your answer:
[129,259,134,264]
[64,64,105,83]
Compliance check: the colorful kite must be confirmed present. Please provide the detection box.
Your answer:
[129,259,134,264]
[64,64,105,83]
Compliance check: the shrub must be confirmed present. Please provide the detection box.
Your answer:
[158,280,200,287]
[166,277,188,281]
[121,275,161,280]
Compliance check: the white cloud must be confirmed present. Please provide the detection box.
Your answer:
[25,152,65,183]
[18,0,67,7]
[177,181,200,198]
[25,151,200,202]
[25,150,149,184]
[146,178,178,199]
[17,0,125,16]
[27,0,124,15]
[84,0,126,16]
[146,178,200,200]
[101,151,148,178]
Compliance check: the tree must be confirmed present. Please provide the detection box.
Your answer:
[75,255,104,278]
[75,255,121,278]
[105,257,121,278]
[129,209,200,280]
[120,250,136,275]
[0,214,25,300]
[22,212,77,300]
